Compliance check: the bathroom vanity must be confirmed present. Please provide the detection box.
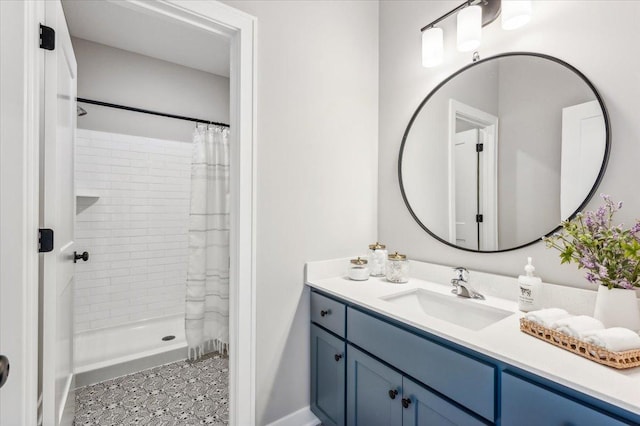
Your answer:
[306,259,640,426]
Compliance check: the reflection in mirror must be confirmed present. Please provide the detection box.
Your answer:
[399,53,609,252]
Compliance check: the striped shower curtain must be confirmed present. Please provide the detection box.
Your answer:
[185,124,230,360]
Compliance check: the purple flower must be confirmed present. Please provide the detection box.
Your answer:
[618,279,633,290]
[580,257,595,269]
[585,214,595,229]
[631,222,640,234]
[585,273,596,283]
[598,264,608,278]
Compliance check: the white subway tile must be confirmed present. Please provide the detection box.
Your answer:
[74,129,193,332]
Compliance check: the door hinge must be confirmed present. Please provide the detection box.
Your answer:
[39,24,55,51]
[38,229,54,253]
[476,214,484,223]
[476,143,484,152]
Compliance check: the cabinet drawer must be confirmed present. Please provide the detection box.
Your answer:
[501,372,627,426]
[311,291,346,338]
[347,308,495,422]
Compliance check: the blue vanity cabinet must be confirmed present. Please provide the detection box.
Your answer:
[310,324,345,426]
[500,371,629,426]
[347,307,495,422]
[347,344,486,426]
[309,289,640,426]
[347,345,403,426]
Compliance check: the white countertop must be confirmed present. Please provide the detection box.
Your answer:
[305,258,640,416]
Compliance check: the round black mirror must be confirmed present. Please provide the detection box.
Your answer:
[399,52,610,252]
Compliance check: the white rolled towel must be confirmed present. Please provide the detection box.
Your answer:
[551,315,605,339]
[525,308,571,328]
[582,328,640,352]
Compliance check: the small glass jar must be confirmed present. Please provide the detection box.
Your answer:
[368,242,388,277]
[348,257,370,281]
[386,252,409,283]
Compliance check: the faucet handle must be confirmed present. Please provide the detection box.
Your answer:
[452,267,469,281]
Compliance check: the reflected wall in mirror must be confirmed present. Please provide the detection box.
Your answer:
[399,53,609,252]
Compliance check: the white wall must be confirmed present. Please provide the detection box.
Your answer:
[497,58,595,248]
[224,1,379,424]
[73,37,229,142]
[74,129,191,332]
[379,1,639,286]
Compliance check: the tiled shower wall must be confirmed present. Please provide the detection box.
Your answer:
[74,129,192,333]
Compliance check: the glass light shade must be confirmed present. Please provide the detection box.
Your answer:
[502,0,532,30]
[457,5,482,52]
[422,28,444,68]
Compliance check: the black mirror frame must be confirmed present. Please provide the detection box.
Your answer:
[398,52,611,253]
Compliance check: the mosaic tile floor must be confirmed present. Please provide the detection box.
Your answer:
[74,353,228,425]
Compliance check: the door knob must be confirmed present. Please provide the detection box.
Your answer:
[0,355,9,389]
[402,398,411,408]
[74,251,89,263]
[334,353,343,362]
[388,389,398,399]
[320,309,330,317]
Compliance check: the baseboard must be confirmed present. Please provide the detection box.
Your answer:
[265,406,321,426]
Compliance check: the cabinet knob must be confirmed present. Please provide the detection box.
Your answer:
[334,353,343,362]
[388,389,398,399]
[402,398,411,408]
[320,309,331,317]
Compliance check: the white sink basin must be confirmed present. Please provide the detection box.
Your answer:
[380,288,512,331]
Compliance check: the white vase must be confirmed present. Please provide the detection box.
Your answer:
[593,285,640,330]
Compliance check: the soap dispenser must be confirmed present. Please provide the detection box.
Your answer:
[518,257,542,312]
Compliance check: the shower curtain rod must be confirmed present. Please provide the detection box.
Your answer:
[76,97,230,128]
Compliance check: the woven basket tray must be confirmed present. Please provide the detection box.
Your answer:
[519,318,640,369]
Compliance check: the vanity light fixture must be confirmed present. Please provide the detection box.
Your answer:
[457,4,482,52]
[422,27,444,67]
[420,0,531,68]
[501,0,532,30]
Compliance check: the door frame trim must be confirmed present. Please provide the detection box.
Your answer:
[0,1,43,424]
[0,0,257,424]
[97,1,258,424]
[447,99,499,251]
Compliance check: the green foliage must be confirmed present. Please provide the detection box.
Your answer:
[543,195,640,289]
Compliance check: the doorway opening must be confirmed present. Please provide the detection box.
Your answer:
[448,99,499,251]
[34,1,256,425]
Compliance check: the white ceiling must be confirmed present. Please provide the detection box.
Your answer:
[61,0,230,78]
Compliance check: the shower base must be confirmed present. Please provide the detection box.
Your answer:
[74,314,187,387]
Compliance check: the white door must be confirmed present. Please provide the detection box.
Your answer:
[560,100,606,219]
[41,2,77,425]
[453,129,479,250]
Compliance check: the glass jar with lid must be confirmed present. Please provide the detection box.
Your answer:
[348,257,370,281]
[386,252,409,283]
[368,242,388,277]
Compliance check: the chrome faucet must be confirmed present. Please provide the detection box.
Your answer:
[451,267,485,300]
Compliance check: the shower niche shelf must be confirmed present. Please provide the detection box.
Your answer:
[76,192,100,199]
[76,192,100,214]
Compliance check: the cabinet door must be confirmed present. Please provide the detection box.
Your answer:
[311,324,346,426]
[347,345,402,426]
[501,372,628,426]
[402,377,486,426]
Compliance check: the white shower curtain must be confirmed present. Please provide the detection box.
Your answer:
[186,124,230,360]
